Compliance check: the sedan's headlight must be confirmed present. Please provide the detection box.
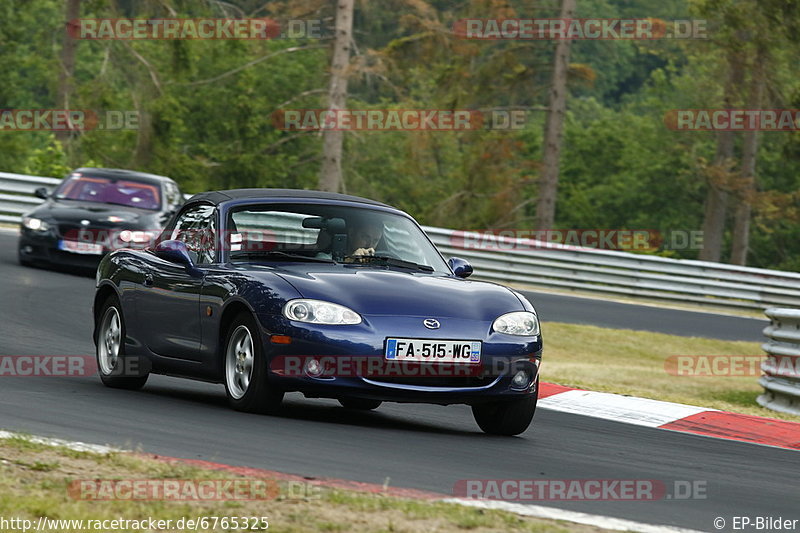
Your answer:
[283,299,362,325]
[22,216,50,232]
[493,311,539,336]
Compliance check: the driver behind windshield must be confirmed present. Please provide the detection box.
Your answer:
[348,216,384,257]
[314,216,385,261]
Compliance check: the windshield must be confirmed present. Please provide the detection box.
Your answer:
[55,175,162,210]
[228,203,450,273]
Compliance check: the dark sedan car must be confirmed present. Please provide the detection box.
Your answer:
[18,167,183,270]
[93,189,542,435]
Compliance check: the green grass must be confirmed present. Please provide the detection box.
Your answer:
[0,437,610,533]
[541,321,799,421]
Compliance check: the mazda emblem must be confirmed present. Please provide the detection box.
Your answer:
[423,318,440,329]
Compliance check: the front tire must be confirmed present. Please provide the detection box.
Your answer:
[472,379,538,436]
[223,312,283,414]
[96,296,149,390]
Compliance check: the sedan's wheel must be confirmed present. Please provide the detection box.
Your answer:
[224,312,283,414]
[96,296,148,390]
[472,378,538,436]
[338,398,382,410]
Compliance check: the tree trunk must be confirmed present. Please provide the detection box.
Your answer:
[698,51,744,262]
[317,0,354,192]
[730,54,765,266]
[534,0,576,230]
[55,0,80,146]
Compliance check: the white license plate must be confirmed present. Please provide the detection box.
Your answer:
[58,239,103,255]
[385,339,481,363]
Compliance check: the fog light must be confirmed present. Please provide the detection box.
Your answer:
[511,370,531,389]
[304,358,323,377]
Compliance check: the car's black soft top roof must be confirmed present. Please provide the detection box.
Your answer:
[186,188,391,208]
[72,167,175,185]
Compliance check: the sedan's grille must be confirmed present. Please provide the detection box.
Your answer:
[58,223,83,237]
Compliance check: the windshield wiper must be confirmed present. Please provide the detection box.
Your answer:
[345,255,434,272]
[231,251,335,264]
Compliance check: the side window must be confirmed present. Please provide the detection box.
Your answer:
[170,204,216,264]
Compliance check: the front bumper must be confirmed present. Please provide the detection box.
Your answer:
[261,314,542,405]
[18,229,104,269]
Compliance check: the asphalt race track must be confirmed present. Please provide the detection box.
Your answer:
[0,230,793,531]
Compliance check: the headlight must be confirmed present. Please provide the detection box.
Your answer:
[493,311,539,336]
[283,299,362,325]
[22,217,49,232]
[118,230,159,244]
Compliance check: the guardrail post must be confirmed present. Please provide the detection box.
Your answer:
[757,308,800,415]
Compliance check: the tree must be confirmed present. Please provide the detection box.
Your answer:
[55,0,80,147]
[729,48,765,265]
[697,43,742,263]
[535,0,576,231]
[318,0,355,192]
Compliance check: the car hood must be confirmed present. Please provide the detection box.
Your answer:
[30,200,155,224]
[269,267,525,320]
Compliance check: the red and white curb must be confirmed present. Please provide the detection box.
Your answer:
[539,382,800,451]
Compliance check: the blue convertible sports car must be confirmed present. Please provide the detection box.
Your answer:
[93,189,542,435]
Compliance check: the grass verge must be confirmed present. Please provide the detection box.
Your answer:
[0,436,612,533]
[541,321,799,421]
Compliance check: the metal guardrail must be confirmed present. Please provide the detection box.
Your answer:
[758,308,800,415]
[3,170,800,310]
[0,172,61,224]
[423,226,800,310]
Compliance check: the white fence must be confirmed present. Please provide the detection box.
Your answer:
[4,170,800,311]
[759,309,800,415]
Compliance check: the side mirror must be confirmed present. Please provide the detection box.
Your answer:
[34,187,49,200]
[448,257,473,279]
[155,239,195,269]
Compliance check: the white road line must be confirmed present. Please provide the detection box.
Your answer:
[0,430,119,454]
[539,389,712,428]
[443,498,705,533]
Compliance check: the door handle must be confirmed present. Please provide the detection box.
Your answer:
[144,273,154,287]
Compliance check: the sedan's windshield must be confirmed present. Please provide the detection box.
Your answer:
[54,175,161,210]
[228,203,449,273]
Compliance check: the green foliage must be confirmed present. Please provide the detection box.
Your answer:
[2,0,799,270]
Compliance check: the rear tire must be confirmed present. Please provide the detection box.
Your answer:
[223,312,283,414]
[338,398,382,410]
[96,296,149,390]
[472,378,538,436]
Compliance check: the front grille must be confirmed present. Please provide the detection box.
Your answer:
[366,376,498,388]
[58,223,83,237]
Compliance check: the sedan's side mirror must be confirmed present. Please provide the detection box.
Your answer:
[155,240,195,269]
[34,187,49,200]
[448,257,473,279]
